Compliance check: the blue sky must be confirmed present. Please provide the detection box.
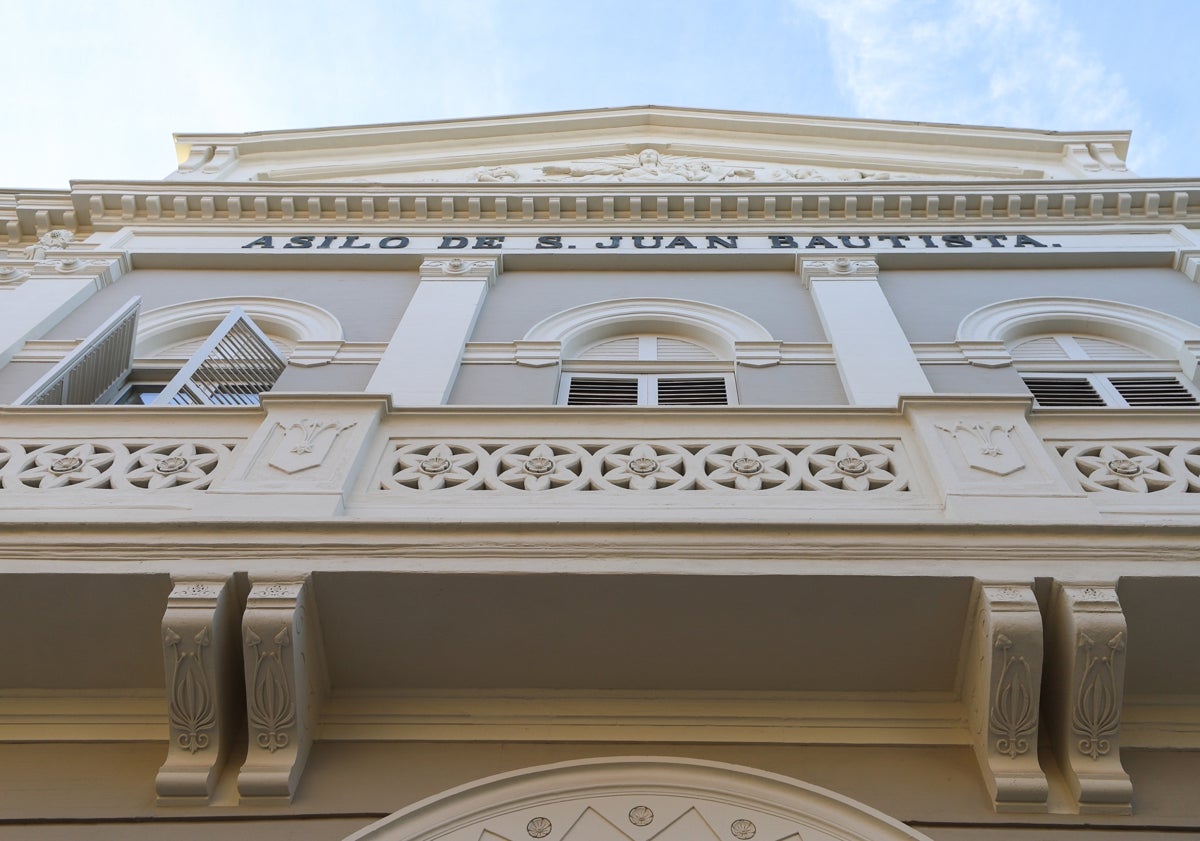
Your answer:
[3,0,1197,188]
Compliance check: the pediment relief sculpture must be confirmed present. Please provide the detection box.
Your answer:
[467,149,913,184]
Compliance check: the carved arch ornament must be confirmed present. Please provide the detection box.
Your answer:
[956,296,1200,374]
[524,298,776,361]
[344,757,934,841]
[135,296,344,358]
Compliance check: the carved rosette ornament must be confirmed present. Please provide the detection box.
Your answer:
[628,806,654,826]
[702,443,791,490]
[526,817,552,838]
[807,443,900,491]
[1069,444,1175,493]
[126,443,220,489]
[385,442,483,490]
[0,266,31,287]
[599,442,688,490]
[17,443,115,488]
[493,442,585,490]
[731,819,757,839]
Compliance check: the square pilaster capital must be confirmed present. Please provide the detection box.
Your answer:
[418,255,502,285]
[798,256,879,289]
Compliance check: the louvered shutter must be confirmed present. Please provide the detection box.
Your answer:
[1109,377,1200,406]
[150,308,286,406]
[656,377,729,406]
[565,376,640,405]
[1022,376,1106,407]
[18,297,141,405]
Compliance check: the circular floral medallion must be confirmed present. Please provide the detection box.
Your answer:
[419,456,452,475]
[731,819,757,839]
[628,457,660,475]
[49,456,83,475]
[628,806,654,826]
[1106,458,1142,477]
[526,816,552,838]
[524,456,555,476]
[835,456,869,475]
[154,455,189,475]
[731,457,763,475]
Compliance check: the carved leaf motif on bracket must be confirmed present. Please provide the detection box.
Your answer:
[245,626,296,752]
[989,633,1036,758]
[1072,631,1124,759]
[165,626,216,753]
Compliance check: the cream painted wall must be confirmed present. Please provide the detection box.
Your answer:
[878,268,1200,343]
[921,365,1027,395]
[469,271,824,343]
[736,363,847,405]
[448,364,559,405]
[42,269,421,344]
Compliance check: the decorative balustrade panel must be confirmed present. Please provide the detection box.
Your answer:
[1053,441,1200,494]
[373,439,911,494]
[0,440,238,490]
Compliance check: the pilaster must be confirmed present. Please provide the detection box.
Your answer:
[964,582,1048,812]
[0,230,129,368]
[237,577,324,804]
[155,577,243,803]
[1044,583,1133,814]
[367,256,499,405]
[800,257,931,406]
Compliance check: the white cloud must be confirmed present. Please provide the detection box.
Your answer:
[792,0,1152,168]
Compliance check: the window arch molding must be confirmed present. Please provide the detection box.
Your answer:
[135,296,344,358]
[345,756,932,841]
[524,297,774,360]
[957,296,1200,375]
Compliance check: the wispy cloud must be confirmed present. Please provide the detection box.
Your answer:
[792,0,1155,169]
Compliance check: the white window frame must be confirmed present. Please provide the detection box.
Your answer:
[1021,372,1200,408]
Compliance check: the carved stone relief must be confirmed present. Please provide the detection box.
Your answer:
[237,578,319,803]
[1,440,233,490]
[376,439,910,494]
[267,419,356,474]
[937,421,1025,476]
[967,583,1047,812]
[156,577,240,803]
[1044,583,1132,813]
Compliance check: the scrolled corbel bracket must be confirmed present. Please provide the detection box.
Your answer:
[236,577,324,804]
[965,582,1049,813]
[1045,583,1133,814]
[155,577,242,804]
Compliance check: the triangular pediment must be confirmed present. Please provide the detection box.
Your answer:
[171,105,1131,184]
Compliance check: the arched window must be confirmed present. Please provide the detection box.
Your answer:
[561,332,733,406]
[957,297,1200,409]
[1014,332,1199,407]
[19,296,342,406]
[524,298,774,407]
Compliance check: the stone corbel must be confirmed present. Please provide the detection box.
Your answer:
[798,256,879,289]
[155,578,242,803]
[419,255,502,286]
[1044,583,1133,814]
[1175,249,1200,283]
[959,340,1013,368]
[1088,143,1128,172]
[964,582,1048,812]
[237,578,324,804]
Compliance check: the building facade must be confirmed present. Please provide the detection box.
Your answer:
[1,106,1199,840]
